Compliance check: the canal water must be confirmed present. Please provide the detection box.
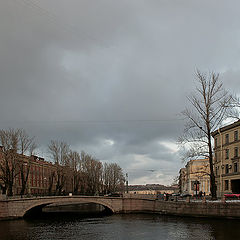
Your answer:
[0,204,240,240]
[1,214,239,240]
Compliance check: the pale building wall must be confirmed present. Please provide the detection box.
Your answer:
[181,158,211,196]
[212,120,240,197]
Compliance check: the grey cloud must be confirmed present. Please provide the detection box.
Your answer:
[1,0,240,185]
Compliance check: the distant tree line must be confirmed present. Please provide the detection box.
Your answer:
[48,140,125,196]
[0,128,125,196]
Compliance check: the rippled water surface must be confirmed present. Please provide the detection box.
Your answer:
[0,213,239,240]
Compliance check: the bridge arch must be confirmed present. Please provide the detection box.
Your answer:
[22,197,116,217]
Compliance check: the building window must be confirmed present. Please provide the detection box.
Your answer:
[225,149,229,159]
[225,164,229,174]
[225,180,229,190]
[234,162,238,172]
[215,137,218,147]
[234,130,238,141]
[225,134,229,144]
[215,167,218,175]
[234,147,238,158]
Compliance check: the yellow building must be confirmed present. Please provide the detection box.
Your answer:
[212,120,240,197]
[180,158,211,196]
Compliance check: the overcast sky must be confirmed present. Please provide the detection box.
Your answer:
[1,0,240,185]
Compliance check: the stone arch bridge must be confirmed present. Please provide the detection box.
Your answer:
[0,196,157,219]
[2,195,240,220]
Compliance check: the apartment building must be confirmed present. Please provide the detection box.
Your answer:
[14,155,57,195]
[212,120,240,197]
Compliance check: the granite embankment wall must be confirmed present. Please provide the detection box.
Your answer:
[1,196,240,220]
[0,200,9,219]
[121,198,240,218]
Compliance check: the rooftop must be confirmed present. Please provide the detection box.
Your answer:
[212,120,240,137]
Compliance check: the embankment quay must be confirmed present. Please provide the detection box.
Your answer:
[1,195,240,220]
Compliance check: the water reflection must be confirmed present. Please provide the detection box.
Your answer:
[0,213,239,240]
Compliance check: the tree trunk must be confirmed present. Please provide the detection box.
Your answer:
[20,183,26,196]
[208,128,217,199]
[8,184,13,196]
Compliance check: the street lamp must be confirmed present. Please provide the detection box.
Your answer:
[126,173,128,193]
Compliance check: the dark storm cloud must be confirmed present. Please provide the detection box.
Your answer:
[1,0,240,184]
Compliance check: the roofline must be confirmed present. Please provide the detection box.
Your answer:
[185,157,209,167]
[188,157,209,162]
[211,120,240,137]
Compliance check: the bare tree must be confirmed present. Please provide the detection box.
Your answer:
[0,129,20,196]
[48,169,55,195]
[179,70,238,199]
[48,140,70,195]
[103,163,110,194]
[18,129,37,195]
[172,176,179,186]
[68,150,81,194]
[19,129,36,155]
[81,152,103,195]
[0,128,37,196]
[103,163,125,194]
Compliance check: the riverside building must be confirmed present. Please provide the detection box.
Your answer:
[0,146,74,196]
[179,158,211,196]
[212,120,240,197]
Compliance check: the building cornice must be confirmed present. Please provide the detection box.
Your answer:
[212,120,240,137]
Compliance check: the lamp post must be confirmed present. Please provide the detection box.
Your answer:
[126,173,128,193]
